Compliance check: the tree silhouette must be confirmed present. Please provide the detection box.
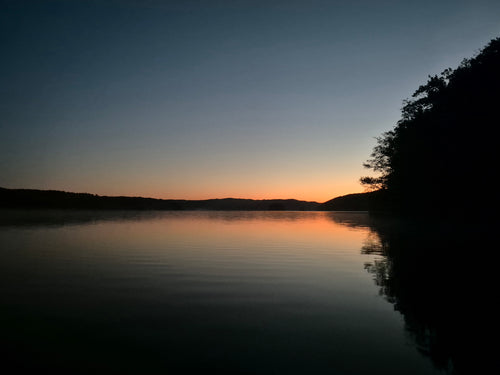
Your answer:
[361,37,500,215]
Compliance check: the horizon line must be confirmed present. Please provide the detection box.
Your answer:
[1,186,340,204]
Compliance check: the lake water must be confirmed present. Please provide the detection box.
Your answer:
[0,210,460,374]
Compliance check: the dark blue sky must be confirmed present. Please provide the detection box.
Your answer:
[2,0,499,201]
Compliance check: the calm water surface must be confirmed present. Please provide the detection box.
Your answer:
[0,211,443,374]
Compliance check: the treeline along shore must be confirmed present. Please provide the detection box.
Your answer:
[0,187,326,211]
[0,184,400,212]
[0,187,382,211]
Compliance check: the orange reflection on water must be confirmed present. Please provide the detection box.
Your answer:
[83,211,374,260]
[24,211,377,276]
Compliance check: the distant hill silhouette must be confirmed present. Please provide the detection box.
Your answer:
[320,190,388,211]
[0,187,321,211]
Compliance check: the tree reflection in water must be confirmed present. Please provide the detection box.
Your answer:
[328,212,499,375]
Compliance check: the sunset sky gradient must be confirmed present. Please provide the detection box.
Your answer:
[2,0,500,202]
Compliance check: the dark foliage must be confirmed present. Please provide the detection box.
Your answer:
[362,38,500,216]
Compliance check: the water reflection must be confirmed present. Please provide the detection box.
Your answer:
[0,209,166,227]
[344,215,499,374]
[2,210,490,374]
[0,209,373,227]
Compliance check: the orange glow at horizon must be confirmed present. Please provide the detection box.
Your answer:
[26,178,365,204]
[19,161,367,203]
[85,179,365,203]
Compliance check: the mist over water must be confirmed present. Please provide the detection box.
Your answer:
[1,211,448,374]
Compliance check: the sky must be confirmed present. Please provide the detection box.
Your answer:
[1,0,500,202]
